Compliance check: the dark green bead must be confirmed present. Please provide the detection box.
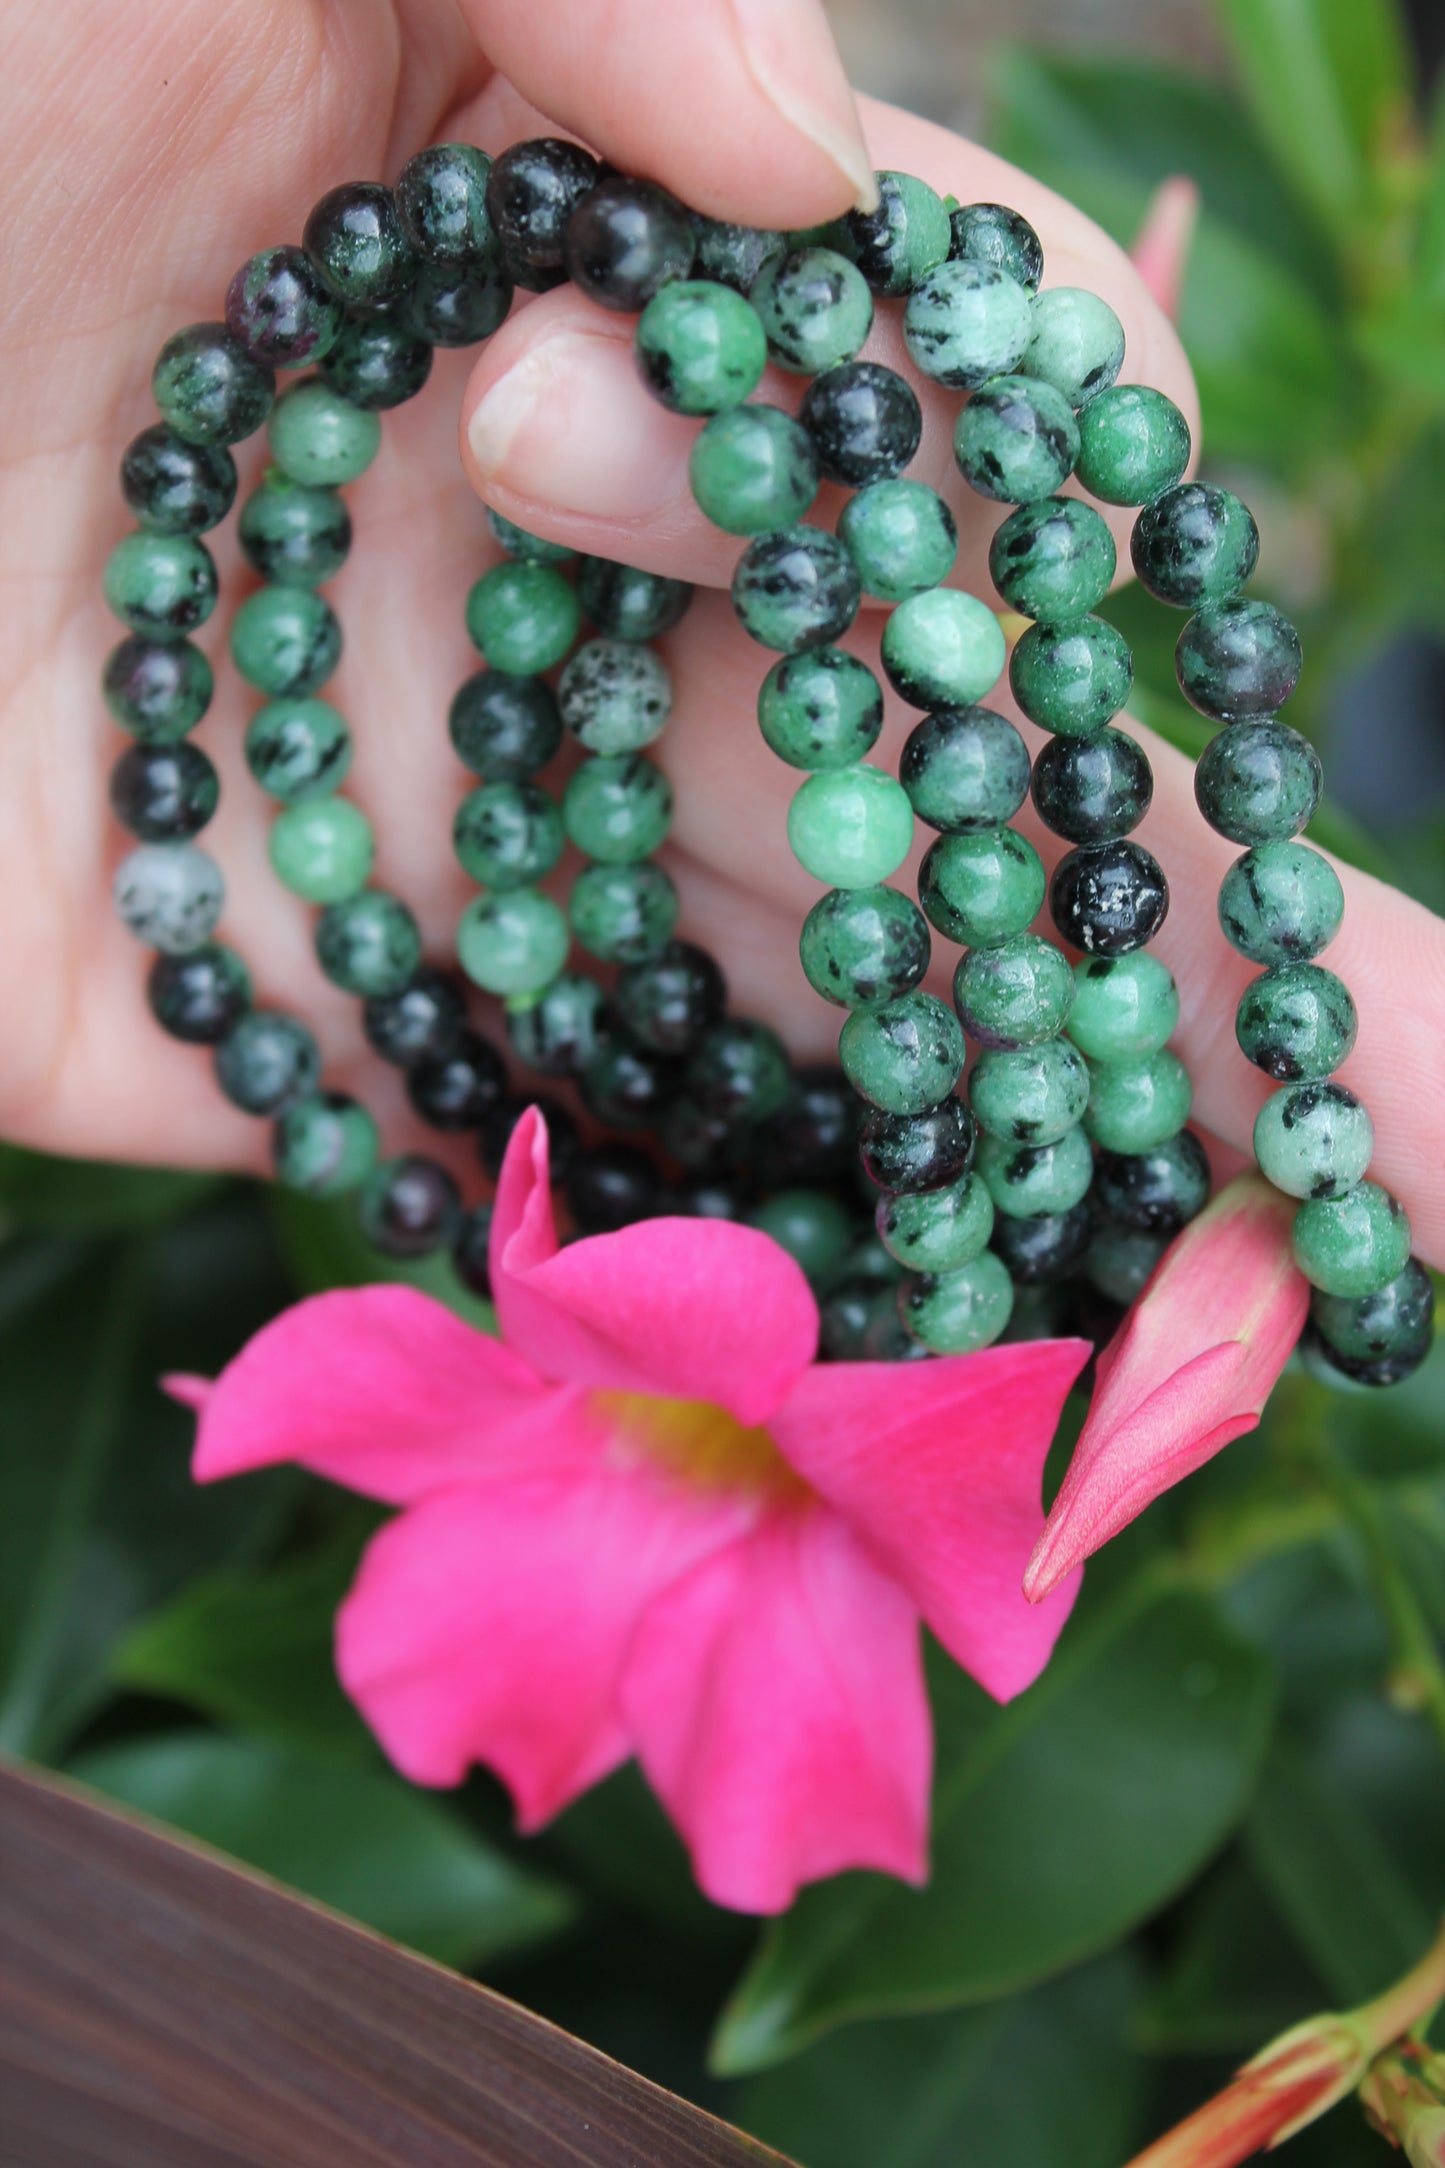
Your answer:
[948,202,1043,291]
[245,698,351,801]
[692,214,786,294]
[485,510,575,565]
[1235,962,1357,1082]
[953,933,1075,1049]
[103,637,213,741]
[303,182,415,306]
[1031,726,1153,843]
[1068,953,1179,1061]
[1293,1181,1411,1298]
[1094,1130,1210,1233]
[448,669,562,779]
[269,797,374,904]
[569,861,678,962]
[977,1125,1094,1218]
[1254,1079,1373,1201]
[147,943,252,1044]
[319,315,433,410]
[1086,1222,1168,1305]
[273,1091,378,1196]
[465,562,581,674]
[453,780,564,888]
[819,1276,902,1360]
[969,1037,1090,1146]
[750,247,873,375]
[859,1097,975,1195]
[838,479,957,603]
[1310,1260,1435,1382]
[215,1009,320,1115]
[690,404,820,535]
[396,143,494,264]
[506,970,609,1076]
[876,1169,994,1272]
[1194,721,1321,846]
[224,246,342,369]
[989,497,1117,621]
[799,884,930,1007]
[758,647,883,770]
[457,888,569,997]
[581,1037,678,1130]
[839,991,964,1115]
[267,380,380,486]
[238,471,350,587]
[840,170,951,295]
[687,1019,791,1124]
[902,259,1032,389]
[899,1251,1014,1352]
[229,587,341,699]
[1009,614,1133,737]
[900,705,1029,834]
[359,1155,461,1259]
[635,279,767,414]
[990,1202,1094,1286]
[1132,483,1259,608]
[1075,385,1191,505]
[559,639,671,754]
[919,826,1046,947]
[616,941,726,1055]
[403,259,513,345]
[109,741,218,842]
[1218,842,1344,965]
[799,362,921,486]
[1083,1049,1192,1153]
[103,532,217,642]
[880,590,1007,710]
[152,322,274,446]
[314,889,422,996]
[578,557,692,642]
[732,524,860,653]
[121,424,237,535]
[1176,598,1303,722]
[952,373,1079,504]
[747,1190,857,1283]
[1022,288,1125,408]
[562,754,673,861]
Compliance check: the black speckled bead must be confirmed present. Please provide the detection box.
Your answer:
[315,890,422,997]
[1176,597,1304,722]
[692,214,786,294]
[990,1201,1093,1284]
[215,1010,320,1115]
[359,1155,461,1258]
[121,425,237,536]
[103,637,213,742]
[799,361,922,486]
[948,201,1043,292]
[320,316,433,410]
[449,669,563,779]
[303,182,415,307]
[506,971,611,1078]
[239,472,351,587]
[363,967,468,1068]
[578,556,693,642]
[146,944,251,1045]
[486,138,600,291]
[582,1036,681,1128]
[859,1096,975,1194]
[109,741,219,842]
[564,177,694,310]
[480,1093,580,1183]
[799,884,931,1007]
[952,373,1079,505]
[1031,726,1153,844]
[452,1203,496,1298]
[406,1030,507,1129]
[566,1141,663,1232]
[1194,720,1321,846]
[1308,1259,1436,1387]
[225,247,342,369]
[900,706,1030,834]
[687,1019,791,1125]
[1218,842,1343,965]
[756,1066,859,1186]
[1050,840,1169,956]
[396,143,495,265]
[615,941,727,1055]
[1094,1130,1211,1233]
[402,259,514,346]
[1235,962,1357,1082]
[1131,483,1260,609]
[732,525,861,653]
[153,322,275,446]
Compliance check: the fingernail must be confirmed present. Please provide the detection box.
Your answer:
[728,0,879,213]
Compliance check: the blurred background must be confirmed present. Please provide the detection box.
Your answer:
[3,4,1445,2165]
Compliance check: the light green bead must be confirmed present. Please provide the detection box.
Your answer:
[268,797,374,903]
[977,1124,1094,1218]
[838,480,957,603]
[758,648,883,770]
[918,827,1045,947]
[788,764,915,888]
[465,562,581,675]
[750,247,873,375]
[1083,1049,1192,1153]
[457,887,570,996]
[267,380,380,486]
[558,638,671,754]
[839,991,964,1115]
[1253,1080,1374,1202]
[273,1092,378,1196]
[635,279,768,414]
[1067,953,1180,1061]
[690,404,819,535]
[1023,288,1126,408]
[103,532,217,641]
[1218,843,1345,966]
[1075,384,1191,506]
[953,934,1075,1048]
[902,260,1032,389]
[875,1170,994,1272]
[562,754,673,862]
[881,589,1006,709]
[569,861,678,962]
[898,1250,1014,1351]
[1292,1181,1411,1298]
[229,587,341,698]
[969,1037,1090,1146]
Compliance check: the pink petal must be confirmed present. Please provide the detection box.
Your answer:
[181,1285,596,1502]
[621,1504,931,1914]
[1130,175,1199,323]
[338,1467,750,1824]
[490,1108,819,1425]
[770,1342,1091,1703]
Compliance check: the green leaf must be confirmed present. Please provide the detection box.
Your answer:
[1420,83,1445,297]
[0,1143,223,1232]
[271,1187,496,1332]
[711,1583,1275,2073]
[68,1734,574,1971]
[1133,1853,1326,2053]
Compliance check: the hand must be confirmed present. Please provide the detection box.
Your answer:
[2,0,1441,1271]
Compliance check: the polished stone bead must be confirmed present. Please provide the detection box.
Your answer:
[449,669,562,780]
[456,887,570,996]
[246,697,351,802]
[147,944,251,1045]
[1050,841,1169,956]
[899,1250,1014,1352]
[900,705,1029,834]
[616,940,726,1054]
[953,932,1075,1048]
[303,182,414,306]
[359,1154,462,1258]
[230,588,341,699]
[363,967,467,1068]
[578,555,693,642]
[1075,385,1191,505]
[787,764,914,887]
[1094,1129,1209,1233]
[113,843,223,952]
[1084,1049,1192,1153]
[692,215,786,294]
[1218,841,1344,965]
[487,139,599,287]
[1067,952,1179,1061]
[565,177,695,310]
[1132,483,1259,608]
[747,1190,857,1283]
[1293,1181,1411,1299]
[559,639,671,754]
[989,497,1117,621]
[407,1030,507,1129]
[1254,1079,1373,1201]
[976,1124,1094,1219]
[881,589,1007,709]
[506,970,609,1077]
[1235,962,1357,1082]
[109,741,218,842]
[319,315,432,410]
[485,510,575,565]
[103,637,212,741]
[479,1094,579,1183]
[755,1066,858,1186]
[635,280,766,413]
[1009,613,1133,737]
[1022,288,1125,408]
[273,1091,378,1196]
[818,1276,900,1361]
[566,1142,662,1232]
[104,533,217,641]
[1176,598,1303,722]
[799,361,921,486]
[970,1036,1090,1145]
[902,259,1031,389]
[215,1009,320,1114]
[396,143,494,264]
[452,1204,496,1299]
[267,380,380,487]
[269,797,373,904]
[758,648,883,771]
[153,322,274,446]
[465,562,581,674]
[919,826,1046,947]
[840,990,965,1115]
[238,472,350,587]
[948,202,1043,291]
[315,889,422,996]
[687,1019,791,1124]
[689,404,819,535]
[454,781,564,889]
[750,246,873,374]
[658,1096,741,1173]
[991,1201,1093,1285]
[1310,1259,1435,1383]
[563,753,673,860]
[1086,1221,1168,1305]
[800,883,931,1006]
[876,1169,993,1272]
[1195,721,1321,847]
[582,1037,682,1129]
[569,860,678,962]
[859,1096,975,1193]
[838,479,957,603]
[403,259,514,345]
[1032,726,1153,843]
[121,424,237,536]
[840,170,951,294]
[732,524,860,653]
[953,373,1079,505]
[225,246,341,369]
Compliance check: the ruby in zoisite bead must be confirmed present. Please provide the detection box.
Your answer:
[564,177,695,311]
[486,138,600,290]
[1050,840,1169,956]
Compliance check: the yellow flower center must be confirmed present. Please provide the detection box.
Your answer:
[595,1390,807,1500]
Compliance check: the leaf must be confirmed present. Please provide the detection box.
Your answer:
[68,1734,574,1971]
[711,1582,1276,2073]
[1420,81,1445,297]
[1133,1853,1326,2053]
[0,1142,223,1232]
[271,1186,497,1333]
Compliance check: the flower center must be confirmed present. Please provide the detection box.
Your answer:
[594,1390,807,1500]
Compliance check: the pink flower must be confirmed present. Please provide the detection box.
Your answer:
[173,1109,1089,1914]
[1024,1176,1309,1604]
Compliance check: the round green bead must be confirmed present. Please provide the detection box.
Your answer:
[465,562,581,674]
[1254,1080,1374,1202]
[1083,1049,1192,1153]
[314,889,421,996]
[900,705,1029,834]
[747,1189,857,1282]
[1067,953,1180,1062]
[103,532,217,640]
[485,509,575,565]
[569,861,678,962]
[989,497,1116,621]
[1009,614,1133,737]
[1194,721,1322,847]
[838,480,957,603]
[1310,1260,1435,1369]
[267,379,381,486]
[579,558,691,643]
[245,698,352,802]
[881,589,1006,709]
[1293,1181,1411,1298]
[453,781,565,888]
[238,471,349,588]
[1218,842,1344,965]
[1175,598,1303,724]
[918,826,1045,947]
[1132,484,1259,610]
[750,247,873,375]
[689,404,820,535]
[558,638,671,754]
[635,280,767,414]
[977,1125,1094,1218]
[268,797,374,903]
[842,170,952,295]
[788,765,915,888]
[799,884,930,1007]
[687,1019,791,1125]
[839,991,964,1116]
[1086,1222,1168,1305]
[875,1169,994,1272]
[969,1036,1090,1146]
[732,525,860,654]
[1022,288,1126,408]
[396,142,494,263]
[273,1092,379,1196]
[563,754,673,861]
[457,887,570,996]
[153,322,274,446]
[1234,963,1357,1082]
[1075,384,1191,506]
[230,587,341,697]
[758,648,883,771]
[103,637,212,740]
[953,933,1075,1048]
[952,373,1079,504]
[948,202,1043,291]
[902,260,1032,389]
[899,1250,1014,1352]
